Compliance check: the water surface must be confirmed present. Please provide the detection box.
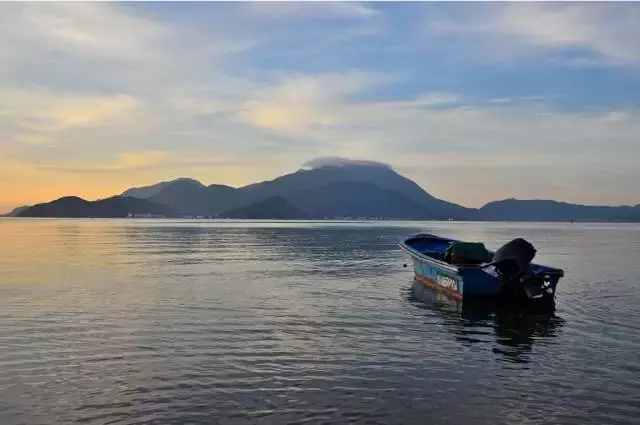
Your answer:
[1,219,639,424]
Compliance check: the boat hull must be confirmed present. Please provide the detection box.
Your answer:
[409,254,504,300]
[414,274,462,301]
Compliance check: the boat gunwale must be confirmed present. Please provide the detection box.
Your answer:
[398,241,461,274]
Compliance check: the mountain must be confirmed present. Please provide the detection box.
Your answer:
[479,199,640,222]
[239,163,473,219]
[223,182,432,219]
[18,196,174,218]
[2,205,30,217]
[122,178,242,216]
[119,162,472,219]
[12,158,640,221]
[222,196,308,219]
[122,178,202,199]
[285,182,434,219]
[147,181,240,216]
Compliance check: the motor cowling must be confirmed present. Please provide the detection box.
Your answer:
[492,238,536,280]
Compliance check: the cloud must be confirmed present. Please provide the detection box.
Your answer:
[117,151,169,169]
[31,152,268,176]
[0,3,258,95]
[376,92,463,111]
[237,72,390,134]
[0,3,167,77]
[15,134,53,146]
[244,2,379,20]
[428,3,640,66]
[412,93,461,107]
[25,3,166,60]
[46,95,137,130]
[303,157,391,170]
[1,89,138,146]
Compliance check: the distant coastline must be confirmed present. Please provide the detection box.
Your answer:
[9,160,640,223]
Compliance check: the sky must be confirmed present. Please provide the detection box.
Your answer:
[1,2,639,212]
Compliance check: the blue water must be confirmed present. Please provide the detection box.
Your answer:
[1,219,639,424]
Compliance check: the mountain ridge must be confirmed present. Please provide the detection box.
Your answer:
[13,160,640,222]
[478,198,640,222]
[122,178,207,199]
[19,196,175,218]
[1,205,30,217]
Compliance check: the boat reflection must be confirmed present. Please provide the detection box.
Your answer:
[408,281,565,364]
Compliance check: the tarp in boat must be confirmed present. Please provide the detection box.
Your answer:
[444,241,492,265]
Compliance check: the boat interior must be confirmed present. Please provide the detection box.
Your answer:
[403,234,456,262]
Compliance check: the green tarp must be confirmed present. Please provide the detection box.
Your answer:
[444,242,492,265]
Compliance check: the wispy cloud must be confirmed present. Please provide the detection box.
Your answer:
[24,3,166,61]
[42,95,137,131]
[116,151,169,169]
[1,89,138,147]
[0,3,167,82]
[429,3,640,66]
[243,2,379,20]
[237,72,391,134]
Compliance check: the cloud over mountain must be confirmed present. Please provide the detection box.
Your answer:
[303,157,391,170]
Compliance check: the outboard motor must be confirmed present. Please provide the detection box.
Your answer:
[492,238,536,280]
[492,238,552,304]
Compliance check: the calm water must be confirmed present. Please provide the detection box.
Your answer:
[1,219,639,425]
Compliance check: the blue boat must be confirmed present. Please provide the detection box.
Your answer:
[399,234,564,304]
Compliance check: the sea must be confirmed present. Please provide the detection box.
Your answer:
[1,218,639,425]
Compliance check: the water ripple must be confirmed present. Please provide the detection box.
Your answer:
[1,219,639,424]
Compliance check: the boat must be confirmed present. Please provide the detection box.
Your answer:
[399,234,564,306]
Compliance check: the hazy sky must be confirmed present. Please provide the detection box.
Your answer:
[2,2,639,212]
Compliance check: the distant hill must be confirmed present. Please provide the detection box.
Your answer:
[122,178,244,216]
[149,181,240,216]
[285,181,435,219]
[18,196,174,218]
[221,196,308,219]
[2,205,30,217]
[12,158,640,221]
[239,163,473,219]
[479,199,640,222]
[122,178,203,199]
